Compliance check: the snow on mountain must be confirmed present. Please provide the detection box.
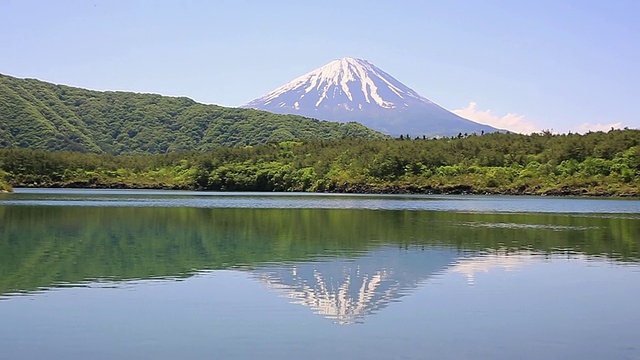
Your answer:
[243,57,501,137]
[249,57,430,110]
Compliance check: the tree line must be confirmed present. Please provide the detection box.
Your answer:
[1,129,638,196]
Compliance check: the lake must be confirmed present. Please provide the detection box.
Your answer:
[1,189,639,359]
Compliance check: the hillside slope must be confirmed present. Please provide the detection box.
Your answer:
[0,74,386,155]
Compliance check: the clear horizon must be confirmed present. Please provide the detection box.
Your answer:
[1,0,638,134]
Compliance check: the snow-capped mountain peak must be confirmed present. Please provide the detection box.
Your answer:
[243,57,500,137]
[247,57,431,112]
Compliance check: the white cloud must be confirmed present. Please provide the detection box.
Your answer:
[571,122,623,134]
[452,102,539,134]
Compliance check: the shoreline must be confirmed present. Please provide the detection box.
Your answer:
[11,181,640,198]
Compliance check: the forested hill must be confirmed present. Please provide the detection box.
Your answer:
[0,74,386,155]
[2,130,639,196]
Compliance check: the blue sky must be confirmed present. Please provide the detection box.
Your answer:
[1,0,638,133]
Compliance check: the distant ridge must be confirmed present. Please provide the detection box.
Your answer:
[0,73,385,155]
[243,57,501,137]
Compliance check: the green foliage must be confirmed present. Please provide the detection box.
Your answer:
[0,168,10,192]
[0,178,11,193]
[0,74,386,155]
[1,129,639,196]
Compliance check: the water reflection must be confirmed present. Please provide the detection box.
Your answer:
[251,247,460,324]
[1,191,640,358]
[1,198,639,297]
[451,251,541,285]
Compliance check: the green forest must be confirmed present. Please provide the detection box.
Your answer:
[1,74,639,196]
[1,129,639,196]
[0,73,384,154]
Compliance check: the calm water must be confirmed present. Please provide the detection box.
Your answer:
[1,189,639,359]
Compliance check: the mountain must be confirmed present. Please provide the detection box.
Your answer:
[243,57,501,137]
[0,74,385,155]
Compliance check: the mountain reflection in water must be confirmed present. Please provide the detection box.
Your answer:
[251,247,460,324]
[1,190,640,359]
[1,197,639,297]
